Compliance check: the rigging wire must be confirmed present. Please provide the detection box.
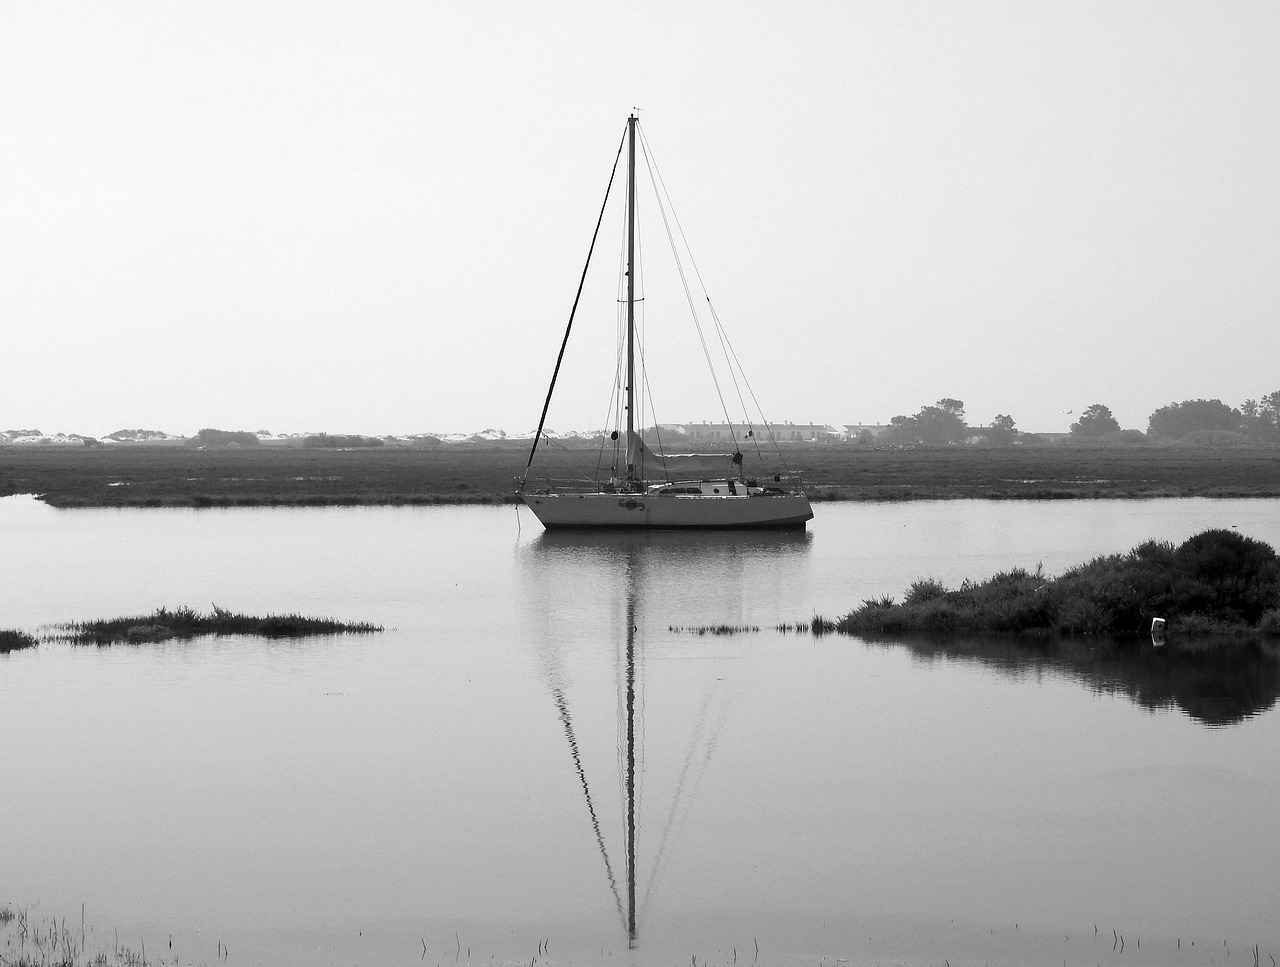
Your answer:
[535,434,620,490]
[634,129,738,450]
[522,123,628,486]
[641,681,729,914]
[705,299,791,471]
[636,124,791,471]
[630,200,674,483]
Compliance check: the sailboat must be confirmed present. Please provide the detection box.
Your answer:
[518,115,814,530]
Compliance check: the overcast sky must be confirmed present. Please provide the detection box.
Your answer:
[3,1,1277,437]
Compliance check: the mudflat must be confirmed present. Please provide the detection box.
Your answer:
[3,443,1279,508]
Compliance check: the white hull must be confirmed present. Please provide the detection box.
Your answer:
[521,490,813,529]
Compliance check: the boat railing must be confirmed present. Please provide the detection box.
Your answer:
[518,476,618,495]
[519,472,808,496]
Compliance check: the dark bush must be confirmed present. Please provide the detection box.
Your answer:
[190,428,260,447]
[826,531,1279,639]
[1148,399,1242,440]
[1169,529,1280,624]
[904,578,948,606]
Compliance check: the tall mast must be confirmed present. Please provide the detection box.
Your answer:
[624,114,638,486]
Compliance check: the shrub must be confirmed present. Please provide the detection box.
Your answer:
[1169,529,1280,624]
[1174,613,1251,637]
[904,578,948,606]
[1055,598,1112,634]
[911,598,960,632]
[823,531,1279,639]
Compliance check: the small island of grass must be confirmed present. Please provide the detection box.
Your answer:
[0,629,38,652]
[53,605,383,645]
[816,529,1280,640]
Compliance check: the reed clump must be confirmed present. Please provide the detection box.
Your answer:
[669,624,760,636]
[56,605,382,645]
[0,629,38,652]
[824,529,1280,639]
[1,904,149,967]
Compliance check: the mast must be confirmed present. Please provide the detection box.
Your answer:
[624,114,639,486]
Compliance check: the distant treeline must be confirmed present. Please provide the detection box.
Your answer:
[190,428,260,447]
[877,391,1280,447]
[298,433,385,448]
[186,429,385,448]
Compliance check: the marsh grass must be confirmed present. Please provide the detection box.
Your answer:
[53,605,382,646]
[669,624,760,636]
[823,530,1280,639]
[0,905,149,967]
[0,629,38,653]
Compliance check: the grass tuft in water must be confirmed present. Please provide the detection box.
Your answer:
[0,629,38,652]
[1,904,154,966]
[809,614,836,636]
[669,624,760,636]
[54,605,382,646]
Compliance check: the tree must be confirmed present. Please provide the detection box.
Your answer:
[884,398,967,445]
[916,399,967,444]
[1242,390,1280,441]
[1070,404,1120,437]
[1147,399,1242,440]
[882,413,917,444]
[190,428,260,448]
[987,414,1018,446]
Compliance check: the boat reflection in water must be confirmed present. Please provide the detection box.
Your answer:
[520,529,810,950]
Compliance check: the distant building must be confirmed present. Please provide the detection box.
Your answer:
[655,421,840,443]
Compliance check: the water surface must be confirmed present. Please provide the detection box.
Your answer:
[2,496,1278,966]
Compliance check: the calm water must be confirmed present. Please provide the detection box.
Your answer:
[2,496,1279,967]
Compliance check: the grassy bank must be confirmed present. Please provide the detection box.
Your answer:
[819,529,1280,639]
[4,442,1280,507]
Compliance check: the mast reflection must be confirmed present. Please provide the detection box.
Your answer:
[522,530,806,948]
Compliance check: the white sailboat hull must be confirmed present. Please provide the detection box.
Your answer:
[521,490,813,529]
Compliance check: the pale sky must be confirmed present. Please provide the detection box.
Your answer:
[3,1,1277,437]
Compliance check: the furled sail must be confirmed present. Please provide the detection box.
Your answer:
[650,452,734,478]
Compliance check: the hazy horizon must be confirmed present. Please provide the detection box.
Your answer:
[4,2,1277,438]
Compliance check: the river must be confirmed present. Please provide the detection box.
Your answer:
[2,496,1278,967]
